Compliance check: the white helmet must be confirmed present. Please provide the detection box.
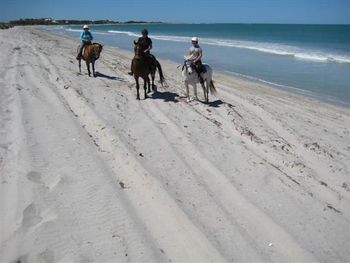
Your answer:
[83,25,89,29]
[191,37,198,42]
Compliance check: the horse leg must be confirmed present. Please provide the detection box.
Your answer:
[135,77,140,100]
[150,68,156,92]
[203,80,208,102]
[151,65,157,92]
[92,60,95,77]
[144,76,149,99]
[78,59,81,73]
[206,80,209,102]
[185,82,190,102]
[86,61,91,77]
[194,83,198,101]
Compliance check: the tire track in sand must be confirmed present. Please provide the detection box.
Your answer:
[0,36,164,262]
[25,38,225,262]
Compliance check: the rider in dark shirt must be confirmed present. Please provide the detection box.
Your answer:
[128,29,153,75]
[138,30,152,54]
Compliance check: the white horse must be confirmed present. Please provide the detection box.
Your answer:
[182,61,216,102]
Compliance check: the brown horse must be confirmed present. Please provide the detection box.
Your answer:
[77,43,103,77]
[132,41,165,100]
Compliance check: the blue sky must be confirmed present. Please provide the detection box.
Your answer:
[0,0,349,24]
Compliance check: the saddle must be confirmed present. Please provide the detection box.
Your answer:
[82,42,93,56]
[184,58,206,73]
[196,63,206,74]
[189,61,206,74]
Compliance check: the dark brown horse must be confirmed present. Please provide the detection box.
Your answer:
[132,41,165,100]
[77,43,103,77]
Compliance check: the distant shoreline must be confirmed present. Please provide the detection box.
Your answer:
[1,18,164,26]
[2,18,349,26]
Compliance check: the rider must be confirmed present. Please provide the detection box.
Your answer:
[128,29,154,75]
[185,37,205,83]
[76,24,93,60]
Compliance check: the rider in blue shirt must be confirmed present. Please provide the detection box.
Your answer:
[76,25,93,59]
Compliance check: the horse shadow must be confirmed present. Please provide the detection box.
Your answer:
[151,90,179,103]
[207,99,224,107]
[189,99,224,107]
[94,71,126,82]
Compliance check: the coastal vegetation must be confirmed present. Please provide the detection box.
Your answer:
[2,18,161,26]
[0,23,13,29]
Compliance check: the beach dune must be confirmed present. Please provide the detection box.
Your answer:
[0,26,349,262]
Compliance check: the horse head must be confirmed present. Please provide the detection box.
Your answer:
[92,43,103,60]
[183,60,194,75]
[133,41,145,59]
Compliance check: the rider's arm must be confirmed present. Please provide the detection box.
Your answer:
[144,38,152,53]
[144,43,152,53]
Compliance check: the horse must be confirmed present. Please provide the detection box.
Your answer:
[77,43,103,77]
[132,41,165,100]
[182,61,216,102]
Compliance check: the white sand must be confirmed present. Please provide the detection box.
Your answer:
[0,26,349,262]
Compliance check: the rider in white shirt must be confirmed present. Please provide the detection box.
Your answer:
[185,37,205,83]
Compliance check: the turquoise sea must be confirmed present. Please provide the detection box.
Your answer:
[46,23,350,106]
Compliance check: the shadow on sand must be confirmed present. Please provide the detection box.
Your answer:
[207,99,224,107]
[151,90,179,103]
[94,71,126,82]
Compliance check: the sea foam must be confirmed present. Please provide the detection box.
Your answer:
[107,30,350,64]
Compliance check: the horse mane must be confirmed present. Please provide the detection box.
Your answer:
[133,42,146,59]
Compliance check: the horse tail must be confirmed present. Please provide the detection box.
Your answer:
[156,60,165,85]
[209,79,217,94]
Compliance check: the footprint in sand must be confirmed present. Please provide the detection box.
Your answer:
[16,249,55,263]
[26,171,62,190]
[21,203,57,233]
[0,143,9,150]
[22,203,43,229]
[26,171,44,184]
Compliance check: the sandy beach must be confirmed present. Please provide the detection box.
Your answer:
[0,26,349,262]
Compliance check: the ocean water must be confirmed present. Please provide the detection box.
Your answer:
[46,23,350,106]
